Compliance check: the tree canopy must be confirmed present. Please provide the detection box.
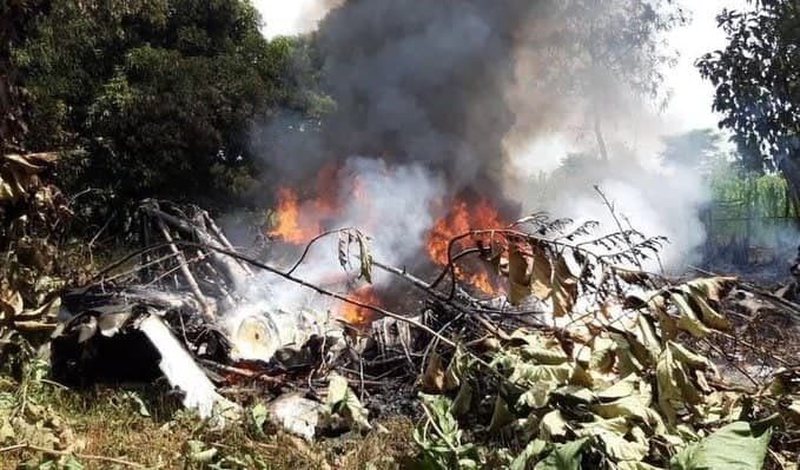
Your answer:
[13,0,325,204]
[698,0,800,205]
[1,0,51,150]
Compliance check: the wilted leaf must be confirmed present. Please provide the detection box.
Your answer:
[685,277,736,303]
[552,255,578,317]
[593,395,664,428]
[0,155,42,203]
[509,247,532,305]
[510,360,576,409]
[684,286,731,331]
[670,421,772,470]
[4,153,54,172]
[421,352,447,393]
[530,243,553,299]
[356,232,373,284]
[670,292,712,338]
[337,230,373,283]
[657,342,714,426]
[648,296,677,341]
[596,374,638,401]
[610,334,645,377]
[511,330,569,365]
[338,231,350,270]
[0,287,23,319]
[590,335,617,373]
[507,357,575,386]
[539,410,570,440]
[633,313,661,364]
[552,385,596,406]
[577,416,630,437]
[616,269,651,287]
[596,430,648,463]
[444,347,471,391]
[15,297,61,321]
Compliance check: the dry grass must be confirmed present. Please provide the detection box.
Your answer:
[0,376,418,469]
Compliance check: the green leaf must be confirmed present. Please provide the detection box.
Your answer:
[670,421,772,470]
[188,440,218,463]
[511,439,548,470]
[488,396,515,432]
[444,347,472,390]
[60,456,84,470]
[250,403,269,433]
[327,373,371,431]
[534,437,591,470]
[451,381,473,417]
[596,430,648,463]
[122,391,150,417]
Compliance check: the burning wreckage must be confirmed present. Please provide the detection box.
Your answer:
[4,152,800,467]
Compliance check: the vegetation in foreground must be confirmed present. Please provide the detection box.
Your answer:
[0,358,415,469]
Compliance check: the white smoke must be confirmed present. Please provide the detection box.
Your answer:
[250,0,724,276]
[241,156,444,311]
[505,120,711,271]
[254,0,343,39]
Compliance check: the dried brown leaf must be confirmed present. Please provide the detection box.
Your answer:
[508,247,532,305]
[531,243,553,299]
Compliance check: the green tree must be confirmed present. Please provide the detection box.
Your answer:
[0,0,51,150]
[698,1,800,207]
[661,129,724,168]
[537,0,685,160]
[14,0,325,204]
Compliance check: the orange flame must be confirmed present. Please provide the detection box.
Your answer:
[339,285,380,325]
[427,198,505,295]
[268,188,320,244]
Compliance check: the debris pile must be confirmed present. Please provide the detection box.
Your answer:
[1,152,74,367]
[3,173,800,467]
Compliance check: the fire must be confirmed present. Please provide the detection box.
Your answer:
[427,198,506,295]
[267,175,508,320]
[268,188,313,243]
[268,164,367,244]
[338,285,380,325]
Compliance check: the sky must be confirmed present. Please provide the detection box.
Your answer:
[254,0,339,39]
[253,0,751,135]
[662,0,751,133]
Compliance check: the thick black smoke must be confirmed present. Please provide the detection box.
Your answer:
[256,0,538,199]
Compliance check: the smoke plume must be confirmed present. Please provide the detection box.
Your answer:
[252,0,708,274]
